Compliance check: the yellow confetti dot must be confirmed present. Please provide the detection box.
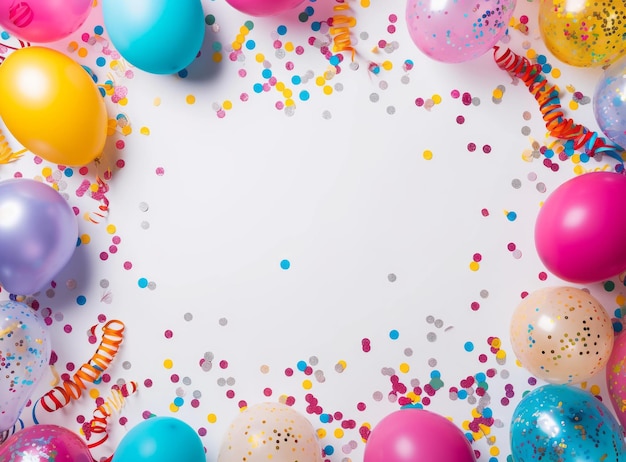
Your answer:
[89,388,100,399]
[399,362,410,373]
[276,82,286,92]
[423,150,433,160]
[432,94,442,104]
[471,408,481,418]
[571,153,581,164]
[235,34,246,44]
[232,41,242,51]
[491,338,501,348]
[302,379,312,389]
[153,97,161,107]
[590,384,601,395]
[334,428,344,439]
[207,413,217,423]
[121,125,132,135]
[616,295,626,306]
[223,100,233,110]
[315,76,326,86]
[323,85,333,95]
[526,48,537,59]
[240,25,250,34]
[479,424,492,435]
[569,100,579,111]
[462,420,471,430]
[406,391,420,402]
[106,224,116,234]
[67,41,79,52]
[285,98,295,107]
[285,42,294,52]
[80,234,91,245]
[163,359,174,369]
[41,167,52,177]
[283,88,293,98]
[169,403,179,413]
[186,95,196,105]
[490,447,500,456]
[140,126,150,135]
[317,428,327,439]
[495,350,506,360]
[255,53,265,63]
[119,97,128,107]
[551,68,561,78]
[89,183,99,192]
[337,359,347,370]
[382,60,392,71]
[492,88,504,99]
[78,47,88,58]
[212,52,222,63]
[360,0,370,6]
[469,261,480,271]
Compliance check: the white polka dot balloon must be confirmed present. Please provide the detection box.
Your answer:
[218,402,323,462]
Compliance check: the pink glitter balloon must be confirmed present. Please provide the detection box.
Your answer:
[0,424,93,461]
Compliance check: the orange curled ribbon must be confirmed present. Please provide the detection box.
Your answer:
[85,381,138,449]
[330,2,357,60]
[493,46,625,169]
[38,320,126,412]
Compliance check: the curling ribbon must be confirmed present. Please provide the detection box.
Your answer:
[493,46,625,170]
[330,1,356,60]
[0,39,29,62]
[86,173,111,224]
[0,128,25,164]
[0,419,24,445]
[37,320,125,413]
[84,381,138,449]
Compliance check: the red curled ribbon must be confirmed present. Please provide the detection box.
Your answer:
[38,320,126,412]
[493,46,625,169]
[85,381,138,449]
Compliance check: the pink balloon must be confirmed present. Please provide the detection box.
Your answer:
[607,332,626,428]
[0,0,92,43]
[363,408,476,462]
[406,0,516,63]
[225,0,305,16]
[0,424,93,461]
[535,171,626,283]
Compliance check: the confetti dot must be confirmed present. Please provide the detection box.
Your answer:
[280,259,291,270]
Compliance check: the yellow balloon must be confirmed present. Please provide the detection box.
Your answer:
[510,286,614,384]
[538,0,626,67]
[0,46,107,166]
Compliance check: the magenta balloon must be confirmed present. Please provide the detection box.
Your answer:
[0,178,78,295]
[607,332,626,428]
[225,0,305,16]
[406,0,516,63]
[534,171,626,283]
[363,408,476,462]
[0,424,92,461]
[0,0,93,43]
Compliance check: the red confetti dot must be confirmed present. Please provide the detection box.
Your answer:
[471,301,480,311]
[473,253,482,262]
[467,142,476,152]
[238,400,247,408]
[219,360,228,369]
[481,208,489,217]
[164,330,173,339]
[144,379,153,388]
[357,402,366,411]
[482,145,492,154]
[263,387,273,396]
[538,272,548,281]
[63,324,72,333]
[99,252,109,261]
[285,368,294,377]
[115,140,125,150]
[507,242,516,251]
[478,354,488,363]
[226,390,235,399]
[170,374,179,383]
[456,115,465,124]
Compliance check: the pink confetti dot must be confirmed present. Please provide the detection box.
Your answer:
[389,13,397,22]
[219,360,228,369]
[109,245,118,254]
[472,253,482,262]
[467,142,476,152]
[44,317,53,326]
[142,411,152,419]
[170,374,179,383]
[520,15,529,24]
[34,156,43,164]
[155,167,165,176]
[14,172,23,177]
[482,145,492,154]
[217,109,226,118]
[357,402,366,411]
[76,415,85,424]
[285,368,294,377]
[240,93,249,102]
[538,272,548,281]
[198,427,207,436]
[124,261,133,270]
[451,89,460,98]
[456,115,465,124]
[238,69,247,77]
[378,39,387,48]
[471,301,480,311]
[98,314,107,322]
[79,166,89,175]
[88,335,97,344]
[164,330,173,339]
[63,324,72,333]
[238,400,247,408]
[191,399,200,408]
[481,208,489,217]
[115,140,125,150]
[144,379,153,388]
[263,387,273,396]
[507,242,516,251]
[273,40,282,49]
[295,46,304,55]
[119,417,128,425]
[226,390,235,399]
[415,98,424,107]
[100,252,109,261]
[387,25,396,34]
[286,61,294,70]
[478,354,488,363]
[285,396,296,405]
[66,362,75,371]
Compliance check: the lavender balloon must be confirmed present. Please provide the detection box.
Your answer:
[0,301,50,434]
[594,55,626,149]
[0,178,78,295]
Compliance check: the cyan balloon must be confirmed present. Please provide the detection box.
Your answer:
[102,0,205,75]
[511,384,626,461]
[112,416,205,462]
[0,178,78,295]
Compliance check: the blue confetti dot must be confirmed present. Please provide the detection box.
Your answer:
[483,407,493,418]
[320,414,331,423]
[1,31,9,40]
[174,397,184,406]
[458,389,468,399]
[389,329,399,340]
[94,25,104,35]
[96,57,106,67]
[305,6,314,14]
[212,41,222,52]
[506,211,517,222]
[324,445,334,456]
[245,40,256,50]
[64,168,74,178]
[253,83,264,93]
[76,295,87,306]
[299,90,310,101]
[296,360,307,371]
[277,25,287,35]
[280,259,290,270]
[311,21,321,31]
[430,369,441,379]
[464,341,474,352]
[329,55,340,66]
[138,278,148,288]
[262,68,272,79]
[613,321,623,333]
[475,372,486,382]
[292,75,302,85]
[536,54,547,65]
[178,69,188,78]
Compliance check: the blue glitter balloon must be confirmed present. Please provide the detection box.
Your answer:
[510,384,626,461]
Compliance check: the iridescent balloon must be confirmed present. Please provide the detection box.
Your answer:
[0,301,50,433]
[594,55,626,149]
[0,178,78,295]
[511,384,626,461]
[0,424,92,461]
